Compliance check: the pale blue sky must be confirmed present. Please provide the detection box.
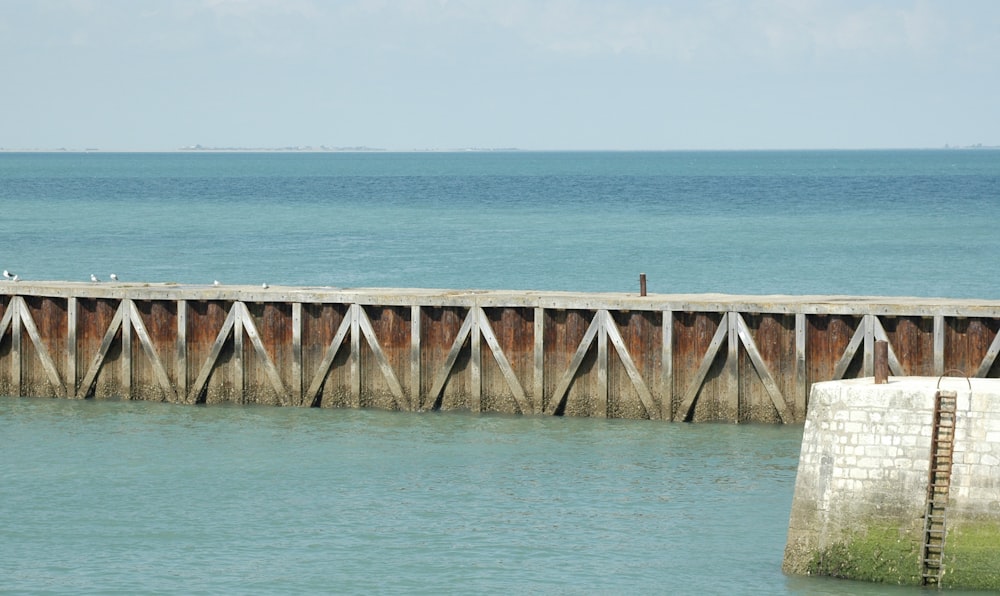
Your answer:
[2,0,998,151]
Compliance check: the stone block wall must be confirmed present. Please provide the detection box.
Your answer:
[783,377,1000,589]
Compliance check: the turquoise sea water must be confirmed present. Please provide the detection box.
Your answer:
[2,150,998,297]
[2,150,999,594]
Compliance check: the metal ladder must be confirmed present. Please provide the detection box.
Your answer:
[921,388,958,587]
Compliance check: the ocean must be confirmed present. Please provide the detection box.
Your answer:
[1,150,999,594]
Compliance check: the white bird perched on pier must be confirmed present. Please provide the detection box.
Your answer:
[90,274,99,282]
[261,282,269,289]
[213,280,220,286]
[2,269,12,280]
[110,273,118,281]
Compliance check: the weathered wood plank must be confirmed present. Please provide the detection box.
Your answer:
[596,311,608,418]
[350,303,360,407]
[471,306,482,412]
[411,305,421,410]
[833,320,865,380]
[357,305,406,409]
[726,311,739,417]
[128,301,177,401]
[17,297,67,397]
[678,313,728,421]
[606,313,657,419]
[871,316,906,376]
[931,314,944,376]
[736,313,792,423]
[67,297,77,397]
[237,302,288,404]
[795,313,807,414]
[976,328,1000,378]
[478,308,531,414]
[122,299,133,398]
[304,310,353,406]
[662,310,673,421]
[78,301,125,399]
[292,302,302,404]
[426,308,475,410]
[187,304,237,404]
[176,300,187,400]
[534,307,544,413]
[545,311,602,416]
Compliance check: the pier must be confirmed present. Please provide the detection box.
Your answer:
[4,282,1000,423]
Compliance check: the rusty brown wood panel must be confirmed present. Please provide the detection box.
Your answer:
[544,309,598,417]
[880,316,935,377]
[184,300,235,404]
[807,315,863,387]
[300,302,349,408]
[241,302,292,406]
[359,305,410,410]
[673,311,726,422]
[607,310,660,420]
[77,298,122,399]
[479,307,533,414]
[946,317,1000,377]
[129,300,178,402]
[0,296,12,395]
[738,313,797,423]
[421,306,471,411]
[19,296,67,398]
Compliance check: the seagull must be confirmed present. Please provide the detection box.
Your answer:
[261,282,269,289]
[213,280,220,286]
[91,274,99,282]
[110,273,118,281]
[2,270,12,280]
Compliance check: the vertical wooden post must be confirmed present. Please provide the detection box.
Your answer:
[292,302,303,405]
[176,300,187,402]
[233,303,244,397]
[795,313,807,413]
[67,297,77,398]
[534,306,545,414]
[863,315,875,377]
[639,273,647,297]
[350,304,360,407]
[410,305,421,411]
[11,298,21,397]
[933,315,945,376]
[662,310,674,421]
[122,300,132,399]
[471,307,482,412]
[726,311,739,419]
[597,311,608,417]
[874,340,889,384]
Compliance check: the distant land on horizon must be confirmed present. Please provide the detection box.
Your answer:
[1,144,998,153]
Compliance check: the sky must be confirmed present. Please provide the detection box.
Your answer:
[2,0,998,151]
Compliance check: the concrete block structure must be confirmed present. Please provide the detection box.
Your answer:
[784,377,1000,589]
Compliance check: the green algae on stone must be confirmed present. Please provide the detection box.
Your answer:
[806,526,922,585]
[943,522,1000,590]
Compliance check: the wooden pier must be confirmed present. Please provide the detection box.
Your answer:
[3,282,1000,423]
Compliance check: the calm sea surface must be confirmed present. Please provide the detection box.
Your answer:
[2,150,999,594]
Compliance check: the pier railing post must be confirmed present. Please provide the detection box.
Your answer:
[875,340,889,384]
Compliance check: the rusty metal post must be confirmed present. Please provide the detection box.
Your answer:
[639,273,647,297]
[874,340,889,384]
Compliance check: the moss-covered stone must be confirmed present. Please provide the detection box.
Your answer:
[804,522,1000,589]
[806,525,923,585]
[943,522,1000,590]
